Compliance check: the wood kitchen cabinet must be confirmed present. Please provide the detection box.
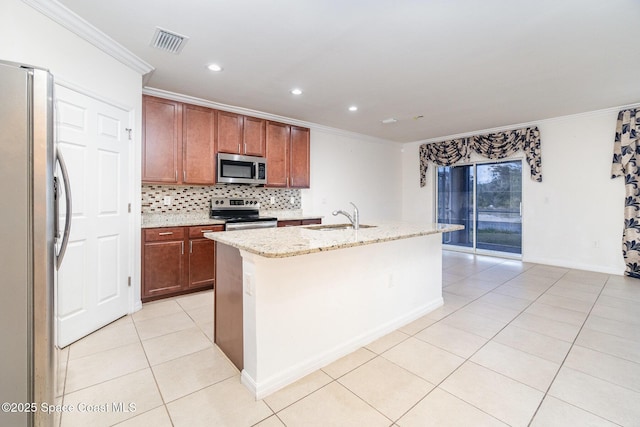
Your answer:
[142,96,216,185]
[289,126,311,188]
[142,96,182,183]
[142,227,185,299]
[265,121,310,188]
[142,224,224,302]
[183,104,216,184]
[277,218,322,227]
[187,225,221,289]
[217,111,266,157]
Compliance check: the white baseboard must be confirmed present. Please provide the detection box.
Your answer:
[524,256,624,276]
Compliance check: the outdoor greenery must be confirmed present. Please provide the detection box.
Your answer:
[477,163,522,210]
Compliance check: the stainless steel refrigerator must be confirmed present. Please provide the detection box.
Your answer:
[0,61,71,426]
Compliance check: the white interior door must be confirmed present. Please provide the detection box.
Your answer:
[55,84,131,347]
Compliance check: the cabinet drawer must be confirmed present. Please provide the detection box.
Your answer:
[144,227,185,242]
[188,224,225,238]
[301,218,322,225]
[277,220,302,227]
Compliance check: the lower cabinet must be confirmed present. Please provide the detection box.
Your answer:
[142,224,224,302]
[277,218,322,227]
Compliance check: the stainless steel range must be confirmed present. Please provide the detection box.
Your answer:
[210,198,278,230]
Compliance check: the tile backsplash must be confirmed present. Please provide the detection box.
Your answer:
[141,185,301,213]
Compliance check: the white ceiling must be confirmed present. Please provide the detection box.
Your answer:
[58,0,640,142]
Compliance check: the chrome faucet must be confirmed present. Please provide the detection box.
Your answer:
[332,202,359,230]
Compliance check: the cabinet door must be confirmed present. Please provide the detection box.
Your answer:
[217,111,243,154]
[243,116,266,157]
[142,96,182,183]
[289,126,310,188]
[188,238,216,289]
[265,121,289,187]
[183,105,216,184]
[143,240,184,299]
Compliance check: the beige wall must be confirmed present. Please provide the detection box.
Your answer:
[1,0,144,310]
[402,107,630,275]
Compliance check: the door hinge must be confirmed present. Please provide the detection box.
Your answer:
[128,276,131,287]
[128,203,131,213]
[125,128,133,141]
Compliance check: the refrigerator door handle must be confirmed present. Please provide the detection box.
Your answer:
[56,149,72,270]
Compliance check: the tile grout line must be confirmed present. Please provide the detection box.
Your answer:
[385,262,554,425]
[526,273,611,426]
[392,262,594,425]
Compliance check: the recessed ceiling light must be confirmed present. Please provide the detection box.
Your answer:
[348,106,358,112]
[207,63,223,72]
[382,118,398,124]
[290,88,303,95]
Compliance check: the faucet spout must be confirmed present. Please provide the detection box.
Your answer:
[332,209,353,224]
[332,202,360,230]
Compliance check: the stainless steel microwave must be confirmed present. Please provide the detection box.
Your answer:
[217,153,267,185]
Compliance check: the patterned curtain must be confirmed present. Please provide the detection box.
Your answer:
[419,138,469,187]
[611,108,640,278]
[419,126,542,187]
[469,127,542,182]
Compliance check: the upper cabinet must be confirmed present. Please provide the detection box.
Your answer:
[142,95,309,187]
[142,96,182,183]
[265,121,310,188]
[217,111,266,157]
[265,121,289,187]
[142,95,216,185]
[289,125,310,188]
[243,116,267,157]
[216,111,243,155]
[183,104,216,184]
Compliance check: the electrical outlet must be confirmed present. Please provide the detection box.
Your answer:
[270,196,275,205]
[163,196,171,206]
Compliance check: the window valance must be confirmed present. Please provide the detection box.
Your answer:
[419,126,542,187]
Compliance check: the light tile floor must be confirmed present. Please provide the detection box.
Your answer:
[58,251,640,426]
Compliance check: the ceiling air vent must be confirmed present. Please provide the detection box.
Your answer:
[150,27,189,54]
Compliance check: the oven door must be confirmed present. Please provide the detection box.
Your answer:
[225,220,278,231]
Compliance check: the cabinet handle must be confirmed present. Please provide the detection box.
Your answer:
[238,143,241,153]
[244,143,247,153]
[158,232,173,236]
[200,230,213,233]
[181,241,184,255]
[175,170,177,182]
[183,170,186,182]
[190,240,193,253]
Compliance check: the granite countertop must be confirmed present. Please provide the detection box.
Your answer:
[204,221,464,258]
[141,210,323,228]
[142,213,225,228]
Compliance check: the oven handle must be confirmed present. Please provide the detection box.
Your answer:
[225,221,278,231]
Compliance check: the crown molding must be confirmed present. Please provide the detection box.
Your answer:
[142,87,398,146]
[413,101,640,146]
[22,0,154,75]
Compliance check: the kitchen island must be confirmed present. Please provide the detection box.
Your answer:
[205,221,463,398]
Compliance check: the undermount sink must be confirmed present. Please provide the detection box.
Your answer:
[306,223,377,231]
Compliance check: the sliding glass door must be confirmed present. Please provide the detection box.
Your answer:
[437,160,522,255]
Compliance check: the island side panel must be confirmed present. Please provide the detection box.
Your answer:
[214,242,244,370]
[240,233,443,398]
